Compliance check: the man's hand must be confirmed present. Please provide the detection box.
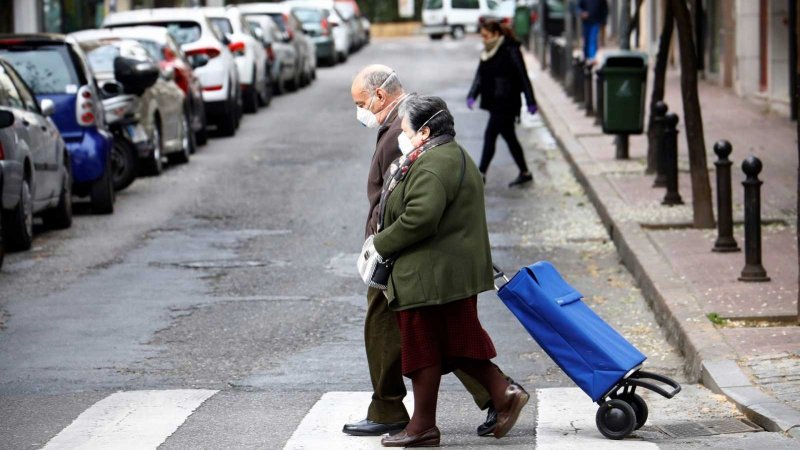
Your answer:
[467,97,476,110]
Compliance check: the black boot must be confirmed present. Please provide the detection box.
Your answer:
[508,172,533,188]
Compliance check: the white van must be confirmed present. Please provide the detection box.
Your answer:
[422,0,497,40]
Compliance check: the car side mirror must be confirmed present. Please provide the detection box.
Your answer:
[114,56,159,96]
[189,54,209,69]
[0,109,13,128]
[39,99,55,117]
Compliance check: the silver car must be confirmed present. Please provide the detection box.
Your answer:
[0,58,72,263]
[71,30,190,175]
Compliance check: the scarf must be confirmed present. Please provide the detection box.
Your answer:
[480,35,505,61]
[376,134,455,232]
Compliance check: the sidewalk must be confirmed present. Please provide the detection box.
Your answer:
[525,49,800,437]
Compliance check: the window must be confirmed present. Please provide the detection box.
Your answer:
[0,65,24,110]
[5,65,39,113]
[424,0,444,10]
[453,0,480,9]
[0,46,80,95]
[210,17,234,38]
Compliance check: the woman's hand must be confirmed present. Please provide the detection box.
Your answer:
[527,104,538,115]
[467,97,476,110]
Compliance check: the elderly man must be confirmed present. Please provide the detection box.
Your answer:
[344,65,505,438]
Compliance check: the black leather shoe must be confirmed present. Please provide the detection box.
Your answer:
[342,419,408,436]
[476,404,497,436]
[508,173,533,187]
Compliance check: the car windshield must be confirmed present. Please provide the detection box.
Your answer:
[293,8,322,24]
[209,17,234,38]
[491,0,516,14]
[0,46,80,95]
[424,0,443,9]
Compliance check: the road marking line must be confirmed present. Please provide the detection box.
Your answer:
[283,392,413,450]
[41,389,217,450]
[535,388,658,449]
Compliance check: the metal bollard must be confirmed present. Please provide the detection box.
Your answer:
[738,156,770,282]
[661,112,684,205]
[549,41,557,78]
[573,58,585,104]
[652,101,669,187]
[712,140,740,252]
[584,64,594,116]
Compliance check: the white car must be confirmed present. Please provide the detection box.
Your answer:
[422,0,496,40]
[203,6,270,114]
[285,0,351,63]
[104,8,242,137]
[245,14,298,95]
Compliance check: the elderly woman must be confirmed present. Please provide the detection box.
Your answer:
[371,95,528,447]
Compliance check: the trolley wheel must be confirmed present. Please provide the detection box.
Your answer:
[619,393,648,429]
[595,399,636,440]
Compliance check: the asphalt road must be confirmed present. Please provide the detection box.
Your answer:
[0,35,796,449]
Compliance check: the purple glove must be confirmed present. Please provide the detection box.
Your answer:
[527,104,538,115]
[467,97,476,110]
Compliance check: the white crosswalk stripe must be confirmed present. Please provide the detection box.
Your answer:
[536,388,658,449]
[41,389,217,450]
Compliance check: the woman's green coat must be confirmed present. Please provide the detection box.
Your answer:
[373,140,494,311]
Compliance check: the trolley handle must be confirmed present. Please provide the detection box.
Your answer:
[628,370,682,399]
[492,264,510,291]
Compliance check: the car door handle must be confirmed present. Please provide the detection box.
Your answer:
[21,119,30,127]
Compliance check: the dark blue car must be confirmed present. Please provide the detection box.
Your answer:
[0,34,115,214]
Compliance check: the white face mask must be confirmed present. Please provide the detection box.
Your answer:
[396,109,446,155]
[356,72,397,128]
[397,133,415,155]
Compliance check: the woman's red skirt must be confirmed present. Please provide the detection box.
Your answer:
[395,295,497,375]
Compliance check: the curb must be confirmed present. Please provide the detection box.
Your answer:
[525,52,800,437]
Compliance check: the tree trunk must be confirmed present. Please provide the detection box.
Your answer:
[670,0,715,228]
[646,1,675,174]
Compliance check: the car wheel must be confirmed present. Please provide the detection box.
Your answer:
[195,104,208,146]
[2,177,33,251]
[273,72,286,95]
[43,159,72,230]
[451,26,465,40]
[90,156,115,215]
[111,137,137,191]
[430,33,445,40]
[217,91,238,137]
[143,122,164,175]
[259,69,273,107]
[168,111,192,165]
[338,51,347,63]
[243,67,259,113]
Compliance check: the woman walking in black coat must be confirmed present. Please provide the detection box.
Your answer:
[467,20,537,187]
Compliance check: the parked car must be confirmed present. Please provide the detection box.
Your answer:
[0,34,115,214]
[334,0,366,51]
[203,6,270,113]
[527,0,566,36]
[360,16,371,44]
[423,0,497,39]
[104,8,243,137]
[238,3,317,86]
[287,4,337,67]
[479,0,515,26]
[286,0,351,63]
[0,59,72,257]
[246,14,298,95]
[71,31,190,184]
[95,26,208,149]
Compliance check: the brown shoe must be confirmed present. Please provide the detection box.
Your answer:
[493,384,530,439]
[381,426,440,447]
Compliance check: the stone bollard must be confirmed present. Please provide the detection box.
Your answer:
[738,156,770,282]
[584,64,594,116]
[661,112,684,206]
[573,57,585,104]
[652,102,669,187]
[712,141,740,252]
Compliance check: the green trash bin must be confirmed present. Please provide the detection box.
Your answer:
[599,51,648,135]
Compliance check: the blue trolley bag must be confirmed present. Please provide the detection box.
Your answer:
[496,261,646,402]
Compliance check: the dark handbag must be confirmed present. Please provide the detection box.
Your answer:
[370,257,395,290]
